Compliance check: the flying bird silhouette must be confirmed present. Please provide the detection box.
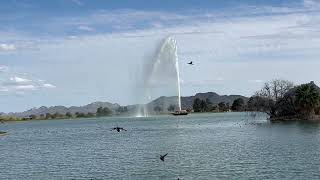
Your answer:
[111,127,127,132]
[160,153,168,162]
[187,61,194,65]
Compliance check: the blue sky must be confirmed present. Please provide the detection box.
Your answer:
[1,0,320,112]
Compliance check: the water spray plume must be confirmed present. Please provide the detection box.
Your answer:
[136,36,181,117]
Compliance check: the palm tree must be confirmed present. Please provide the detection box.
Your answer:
[295,83,320,117]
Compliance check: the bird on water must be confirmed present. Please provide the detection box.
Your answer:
[111,127,127,132]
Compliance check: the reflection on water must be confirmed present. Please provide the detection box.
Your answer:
[1,112,320,179]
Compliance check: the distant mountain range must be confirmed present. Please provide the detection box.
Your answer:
[149,92,248,110]
[8,92,248,117]
[8,102,121,118]
[186,92,248,108]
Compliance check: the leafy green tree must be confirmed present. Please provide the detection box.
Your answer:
[45,113,51,119]
[103,107,112,116]
[116,106,128,113]
[247,96,274,115]
[226,103,230,110]
[200,100,208,112]
[167,104,176,112]
[86,112,95,117]
[96,107,112,116]
[75,112,86,118]
[154,106,162,113]
[97,107,102,114]
[65,112,72,118]
[295,83,320,116]
[218,102,229,112]
[211,105,218,111]
[205,98,212,106]
[52,112,63,119]
[231,98,245,111]
[193,98,202,112]
[39,114,45,119]
[30,114,37,119]
[193,98,212,112]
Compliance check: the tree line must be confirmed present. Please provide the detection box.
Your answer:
[2,79,319,121]
[192,97,245,113]
[19,106,116,120]
[247,79,320,120]
[190,79,320,120]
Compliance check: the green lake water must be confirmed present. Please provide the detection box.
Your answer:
[1,112,320,179]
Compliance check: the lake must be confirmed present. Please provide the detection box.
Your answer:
[1,112,320,179]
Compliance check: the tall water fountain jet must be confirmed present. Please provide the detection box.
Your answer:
[174,39,182,111]
[136,36,181,117]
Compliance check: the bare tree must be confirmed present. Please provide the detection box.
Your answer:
[255,79,294,101]
[252,79,294,117]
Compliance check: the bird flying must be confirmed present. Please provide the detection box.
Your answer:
[160,153,168,162]
[187,61,194,65]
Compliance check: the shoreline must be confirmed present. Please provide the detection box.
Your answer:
[270,115,320,122]
[0,111,262,123]
[7,112,320,124]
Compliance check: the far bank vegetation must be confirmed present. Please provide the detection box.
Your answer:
[247,79,320,121]
[0,106,115,122]
[1,79,320,122]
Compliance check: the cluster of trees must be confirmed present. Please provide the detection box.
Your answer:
[116,106,128,113]
[153,106,163,113]
[27,111,98,120]
[247,79,320,120]
[96,107,112,117]
[247,79,295,116]
[218,102,230,112]
[19,106,114,120]
[0,115,22,121]
[231,98,245,111]
[193,98,212,112]
[4,79,319,121]
[167,104,176,112]
[153,104,179,113]
[192,98,243,112]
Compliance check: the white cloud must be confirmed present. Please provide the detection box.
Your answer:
[10,76,32,83]
[0,65,8,72]
[70,0,83,6]
[14,85,37,90]
[42,83,56,88]
[68,35,78,39]
[15,91,25,96]
[22,3,320,103]
[304,0,320,8]
[0,74,56,95]
[249,80,264,83]
[216,77,224,81]
[0,87,9,92]
[1,2,320,107]
[0,43,16,51]
[78,25,95,32]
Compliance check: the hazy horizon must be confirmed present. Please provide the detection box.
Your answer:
[5,91,250,114]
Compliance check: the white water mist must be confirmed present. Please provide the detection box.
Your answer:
[136,36,181,117]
